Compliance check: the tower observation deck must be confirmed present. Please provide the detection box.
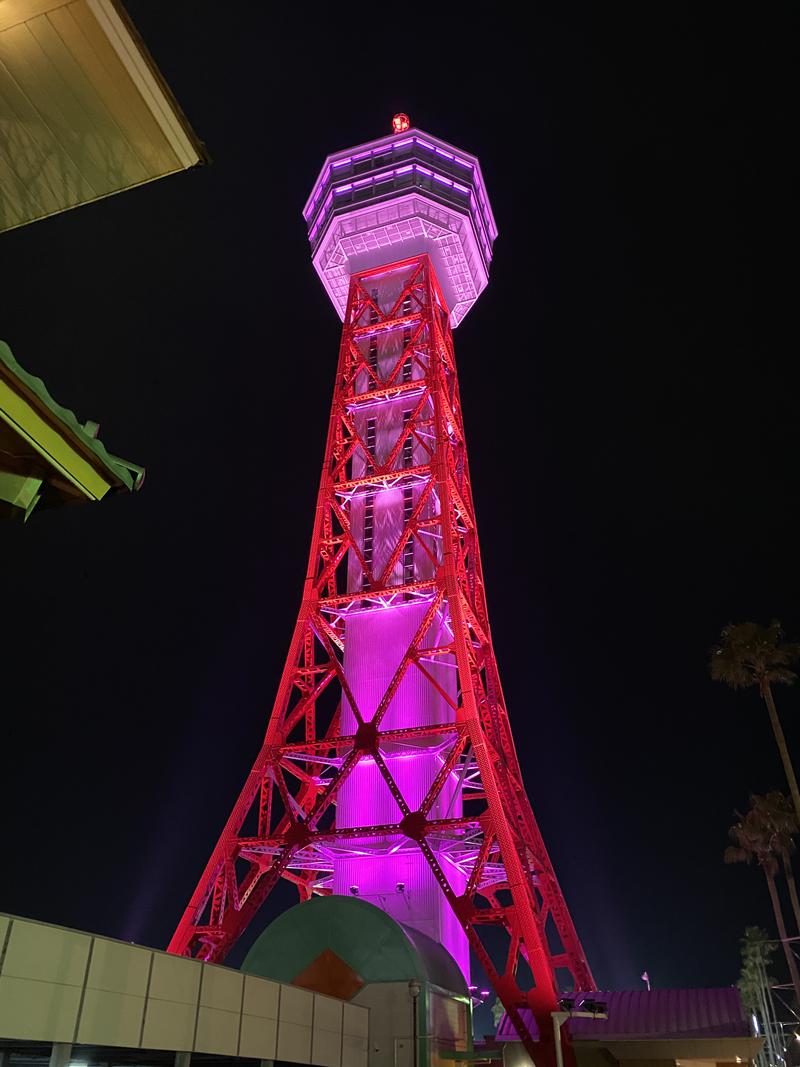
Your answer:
[169,117,592,1066]
[303,120,497,326]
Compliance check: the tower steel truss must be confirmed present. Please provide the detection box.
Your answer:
[168,254,594,1063]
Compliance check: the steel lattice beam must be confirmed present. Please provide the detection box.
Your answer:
[167,255,593,1066]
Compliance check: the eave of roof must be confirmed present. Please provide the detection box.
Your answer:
[0,339,143,519]
[0,0,209,234]
[104,0,210,168]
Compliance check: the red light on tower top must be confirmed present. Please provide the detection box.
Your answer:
[392,112,410,133]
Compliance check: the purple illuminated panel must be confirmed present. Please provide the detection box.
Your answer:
[335,602,469,981]
[330,263,470,981]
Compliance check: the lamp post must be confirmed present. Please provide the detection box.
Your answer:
[409,979,421,1067]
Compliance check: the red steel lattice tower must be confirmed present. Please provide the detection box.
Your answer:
[169,120,594,1061]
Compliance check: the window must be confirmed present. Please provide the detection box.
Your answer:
[369,288,379,325]
[362,492,375,591]
[402,411,413,468]
[362,416,377,591]
[402,328,412,382]
[365,417,377,459]
[402,487,414,584]
[368,337,378,390]
[402,410,414,586]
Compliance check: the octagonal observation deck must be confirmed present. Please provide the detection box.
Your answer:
[303,125,497,327]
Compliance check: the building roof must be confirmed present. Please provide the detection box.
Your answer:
[0,339,143,518]
[496,987,751,1044]
[0,0,208,233]
[567,987,751,1040]
[242,895,469,997]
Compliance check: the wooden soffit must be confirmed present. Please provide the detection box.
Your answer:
[0,0,207,233]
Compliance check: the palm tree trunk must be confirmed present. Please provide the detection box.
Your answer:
[763,683,800,826]
[764,866,800,1004]
[782,853,800,934]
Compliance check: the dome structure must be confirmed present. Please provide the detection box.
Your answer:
[242,895,468,997]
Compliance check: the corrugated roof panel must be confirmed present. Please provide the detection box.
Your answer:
[497,988,750,1045]
[567,987,749,1040]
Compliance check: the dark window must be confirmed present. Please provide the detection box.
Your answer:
[368,337,378,390]
[402,411,413,468]
[402,487,414,584]
[362,418,377,591]
[362,492,375,590]
[402,328,412,382]
[402,410,414,584]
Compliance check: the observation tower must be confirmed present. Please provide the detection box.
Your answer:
[169,116,593,1063]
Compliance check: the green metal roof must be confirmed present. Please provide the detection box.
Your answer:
[241,895,468,996]
[0,339,143,519]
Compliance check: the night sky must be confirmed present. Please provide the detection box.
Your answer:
[2,5,797,1000]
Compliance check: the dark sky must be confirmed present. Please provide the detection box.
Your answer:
[2,5,797,999]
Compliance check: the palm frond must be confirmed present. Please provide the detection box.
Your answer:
[725,845,752,864]
[751,791,798,855]
[726,796,785,871]
[766,667,798,686]
[710,620,800,690]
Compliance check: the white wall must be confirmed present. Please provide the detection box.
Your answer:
[353,981,415,1067]
[0,913,368,1066]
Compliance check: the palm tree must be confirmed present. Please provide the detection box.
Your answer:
[752,791,800,933]
[491,997,506,1029]
[711,621,800,824]
[738,926,783,1067]
[726,800,800,1003]
[737,925,776,1014]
